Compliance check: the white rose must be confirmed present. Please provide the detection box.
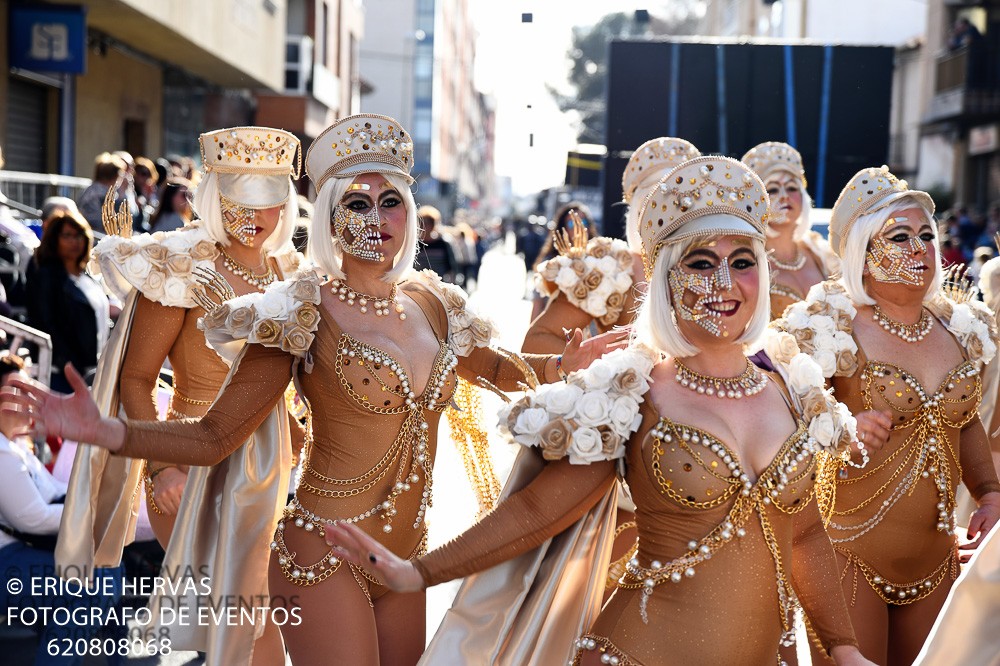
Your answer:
[788,353,825,392]
[496,403,513,437]
[613,271,633,292]
[812,315,836,335]
[826,293,854,314]
[582,360,616,391]
[832,330,858,353]
[609,395,641,434]
[983,338,997,365]
[806,283,830,303]
[513,407,550,447]
[835,402,858,441]
[950,306,974,335]
[593,278,614,298]
[813,332,836,353]
[584,293,608,317]
[163,277,189,304]
[544,383,584,416]
[555,264,578,290]
[160,233,192,254]
[809,412,836,447]
[812,349,837,377]
[784,307,811,331]
[597,255,618,275]
[123,254,152,282]
[568,427,605,464]
[450,309,474,331]
[574,391,612,427]
[257,290,291,319]
[627,348,657,375]
[765,331,800,364]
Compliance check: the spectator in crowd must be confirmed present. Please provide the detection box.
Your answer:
[940,234,966,267]
[968,245,995,283]
[76,152,127,232]
[530,202,597,318]
[414,205,457,281]
[153,158,171,185]
[956,205,981,258]
[0,352,124,665]
[40,197,79,233]
[949,16,983,51]
[148,177,192,232]
[514,215,546,273]
[133,156,160,228]
[26,211,109,392]
[453,219,481,291]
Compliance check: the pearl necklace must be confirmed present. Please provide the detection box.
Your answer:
[331,278,406,319]
[674,358,769,399]
[769,248,807,271]
[219,247,275,289]
[872,305,934,343]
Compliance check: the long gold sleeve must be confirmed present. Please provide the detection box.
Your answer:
[118,295,185,421]
[790,500,859,653]
[457,346,552,390]
[522,294,595,355]
[119,343,294,466]
[414,456,615,587]
[960,417,1000,501]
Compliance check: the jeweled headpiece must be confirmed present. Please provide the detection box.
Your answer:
[199,126,300,209]
[740,141,807,188]
[306,114,415,191]
[622,137,701,205]
[637,156,770,279]
[829,165,935,258]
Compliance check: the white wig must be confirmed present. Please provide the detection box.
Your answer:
[307,172,418,283]
[980,256,1000,315]
[839,196,941,306]
[632,234,772,358]
[191,171,297,253]
[624,198,643,253]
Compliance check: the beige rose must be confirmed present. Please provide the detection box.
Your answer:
[200,304,230,331]
[451,328,474,356]
[800,390,829,420]
[836,349,858,377]
[806,301,826,315]
[571,259,588,277]
[280,323,313,356]
[111,242,139,261]
[443,288,467,311]
[165,253,193,279]
[255,318,282,345]
[583,270,603,291]
[191,240,218,261]
[607,291,625,310]
[793,327,815,346]
[612,367,645,394]
[505,402,528,433]
[143,269,166,294]
[538,418,573,460]
[542,263,560,281]
[597,425,620,456]
[571,283,589,301]
[968,332,985,359]
[470,318,494,346]
[289,278,321,304]
[766,331,800,364]
[836,313,853,332]
[225,305,257,338]
[141,244,168,264]
[294,302,320,330]
[590,243,610,259]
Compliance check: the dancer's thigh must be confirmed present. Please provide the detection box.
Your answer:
[887,576,952,666]
[373,589,425,666]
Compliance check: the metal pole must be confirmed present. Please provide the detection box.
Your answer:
[59,72,76,179]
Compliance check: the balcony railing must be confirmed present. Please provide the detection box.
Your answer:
[0,170,91,215]
[926,44,1000,123]
[935,48,968,93]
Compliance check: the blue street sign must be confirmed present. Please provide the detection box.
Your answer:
[9,5,87,75]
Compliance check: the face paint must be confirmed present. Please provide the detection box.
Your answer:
[668,260,734,338]
[221,195,258,247]
[865,217,927,286]
[764,175,801,226]
[333,202,384,262]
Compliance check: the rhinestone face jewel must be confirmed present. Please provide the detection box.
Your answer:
[865,233,927,286]
[667,260,733,338]
[333,203,384,262]
[221,195,258,247]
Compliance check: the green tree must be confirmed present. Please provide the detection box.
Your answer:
[552,9,700,144]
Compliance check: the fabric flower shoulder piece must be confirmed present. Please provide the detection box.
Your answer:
[199,269,324,363]
[498,345,658,465]
[90,225,220,307]
[927,293,998,368]
[764,279,859,379]
[410,269,498,357]
[536,235,634,325]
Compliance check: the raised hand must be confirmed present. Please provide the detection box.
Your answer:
[852,409,892,454]
[323,521,425,593]
[961,491,1000,562]
[1,363,123,451]
[560,327,631,375]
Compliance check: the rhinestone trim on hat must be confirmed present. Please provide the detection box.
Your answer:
[308,115,414,191]
[200,126,301,178]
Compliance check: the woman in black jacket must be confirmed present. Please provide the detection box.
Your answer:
[26,211,109,392]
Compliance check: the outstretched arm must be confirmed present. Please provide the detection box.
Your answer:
[324,455,616,592]
[522,294,598,355]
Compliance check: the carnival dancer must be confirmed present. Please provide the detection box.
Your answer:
[6,113,624,665]
[742,142,840,319]
[55,126,303,664]
[323,156,874,666]
[764,165,1000,664]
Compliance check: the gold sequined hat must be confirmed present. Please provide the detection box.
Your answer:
[828,165,935,258]
[740,141,807,188]
[306,114,415,191]
[199,126,300,208]
[622,137,701,205]
[637,156,770,278]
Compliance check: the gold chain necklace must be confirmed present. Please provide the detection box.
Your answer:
[673,358,769,399]
[872,305,934,343]
[219,247,275,289]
